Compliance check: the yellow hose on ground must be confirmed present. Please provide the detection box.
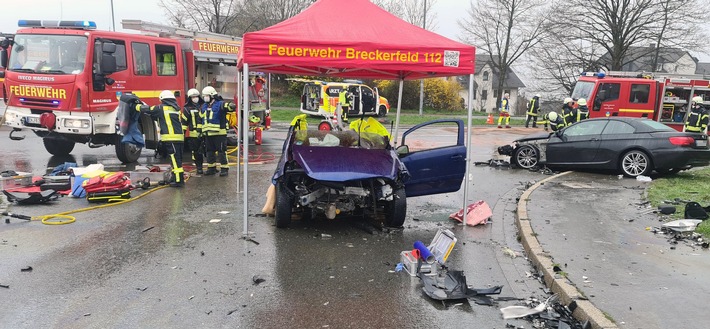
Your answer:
[31,172,190,225]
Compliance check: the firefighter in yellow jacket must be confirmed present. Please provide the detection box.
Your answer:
[181,88,204,175]
[498,93,511,128]
[136,90,185,187]
[200,86,236,176]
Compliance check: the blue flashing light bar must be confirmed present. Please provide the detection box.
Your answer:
[18,20,97,30]
[52,100,60,105]
[581,72,606,78]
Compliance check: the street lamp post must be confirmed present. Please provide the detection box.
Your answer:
[110,0,116,32]
[419,0,427,116]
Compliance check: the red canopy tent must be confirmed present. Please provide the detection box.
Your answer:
[237,0,477,234]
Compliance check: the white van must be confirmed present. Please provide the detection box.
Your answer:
[296,79,390,117]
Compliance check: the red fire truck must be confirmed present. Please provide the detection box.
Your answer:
[0,20,268,163]
[571,71,710,132]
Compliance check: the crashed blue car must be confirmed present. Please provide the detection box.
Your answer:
[272,119,467,228]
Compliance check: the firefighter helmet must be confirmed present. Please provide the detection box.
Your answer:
[563,97,573,104]
[548,111,558,121]
[692,96,704,104]
[159,90,175,100]
[187,88,200,97]
[577,98,587,106]
[202,86,218,96]
[535,94,541,98]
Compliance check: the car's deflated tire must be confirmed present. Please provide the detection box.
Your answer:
[513,145,539,169]
[621,150,652,177]
[275,183,293,228]
[385,187,406,227]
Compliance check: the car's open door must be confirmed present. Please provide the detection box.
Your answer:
[397,119,466,197]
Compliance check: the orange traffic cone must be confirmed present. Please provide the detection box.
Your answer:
[486,114,494,124]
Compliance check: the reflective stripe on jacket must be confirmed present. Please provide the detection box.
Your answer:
[500,98,509,112]
[685,107,709,132]
[527,97,539,116]
[136,100,184,142]
[182,101,204,138]
[201,100,235,136]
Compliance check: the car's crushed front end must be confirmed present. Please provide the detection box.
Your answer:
[273,129,408,227]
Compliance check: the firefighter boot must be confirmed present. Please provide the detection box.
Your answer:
[197,168,204,175]
[170,173,185,188]
[219,167,229,177]
[205,167,217,176]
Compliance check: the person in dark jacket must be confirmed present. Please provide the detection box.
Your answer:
[136,90,185,187]
[182,88,205,175]
[545,111,566,132]
[200,86,236,176]
[569,98,590,125]
[685,96,709,133]
[525,94,541,128]
[561,97,575,126]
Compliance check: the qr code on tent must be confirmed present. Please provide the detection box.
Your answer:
[444,51,460,67]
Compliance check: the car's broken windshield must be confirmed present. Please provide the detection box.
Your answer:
[294,130,388,149]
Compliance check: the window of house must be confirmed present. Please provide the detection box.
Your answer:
[155,44,176,76]
[483,71,489,81]
[481,90,488,100]
[629,84,650,103]
[493,89,498,98]
[132,42,152,76]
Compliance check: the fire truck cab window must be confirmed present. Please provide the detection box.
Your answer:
[8,34,88,74]
[155,44,176,76]
[629,84,650,103]
[94,40,127,73]
[131,42,152,76]
[599,83,620,101]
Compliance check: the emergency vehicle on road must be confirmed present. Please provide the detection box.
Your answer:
[0,20,268,163]
[571,71,710,132]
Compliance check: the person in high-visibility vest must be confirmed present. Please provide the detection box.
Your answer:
[181,88,204,175]
[200,86,236,176]
[136,90,185,187]
[498,93,511,128]
[685,96,709,133]
[561,97,575,126]
[570,98,590,124]
[525,94,540,128]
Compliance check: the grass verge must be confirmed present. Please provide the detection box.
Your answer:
[646,167,710,236]
[270,108,527,127]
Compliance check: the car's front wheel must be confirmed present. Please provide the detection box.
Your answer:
[275,183,293,228]
[513,145,539,169]
[384,187,406,227]
[620,150,652,177]
[377,105,387,117]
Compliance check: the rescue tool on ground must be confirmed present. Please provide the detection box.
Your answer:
[1,19,270,163]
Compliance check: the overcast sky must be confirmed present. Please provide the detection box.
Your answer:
[0,0,466,40]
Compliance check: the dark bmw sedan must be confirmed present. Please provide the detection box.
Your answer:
[499,117,710,177]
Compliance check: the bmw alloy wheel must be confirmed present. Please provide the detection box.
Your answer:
[621,150,651,177]
[514,145,538,169]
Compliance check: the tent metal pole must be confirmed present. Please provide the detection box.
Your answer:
[462,73,474,226]
[267,73,272,111]
[392,78,404,146]
[236,70,241,193]
[242,64,250,236]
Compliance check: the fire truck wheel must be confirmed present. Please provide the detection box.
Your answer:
[377,105,388,117]
[43,138,75,156]
[115,140,142,163]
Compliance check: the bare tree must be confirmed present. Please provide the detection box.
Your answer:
[459,0,546,111]
[159,0,241,34]
[648,0,709,71]
[235,0,316,34]
[372,0,437,29]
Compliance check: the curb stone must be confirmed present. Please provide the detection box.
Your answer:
[516,171,619,329]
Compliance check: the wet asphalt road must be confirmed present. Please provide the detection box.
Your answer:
[528,172,710,329]
[1,123,554,328]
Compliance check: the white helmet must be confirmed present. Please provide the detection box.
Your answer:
[202,86,218,96]
[535,94,541,98]
[692,96,704,104]
[187,88,200,97]
[563,97,573,104]
[548,111,558,121]
[577,98,587,106]
[159,90,175,100]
